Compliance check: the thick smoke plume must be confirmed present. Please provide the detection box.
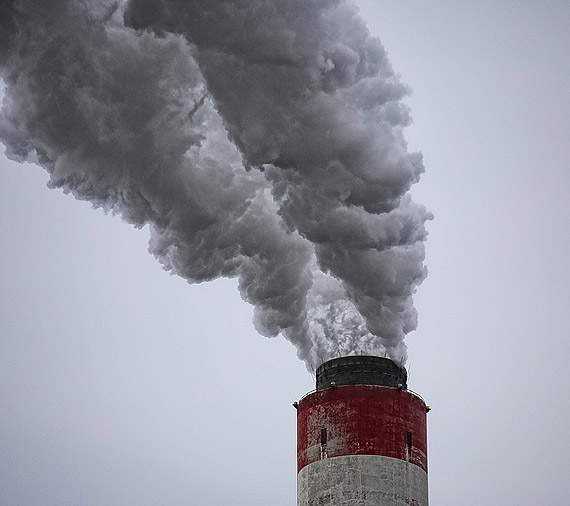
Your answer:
[0,0,431,367]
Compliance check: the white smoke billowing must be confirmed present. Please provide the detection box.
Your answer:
[0,0,431,367]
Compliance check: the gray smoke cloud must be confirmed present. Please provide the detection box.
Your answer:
[0,0,431,367]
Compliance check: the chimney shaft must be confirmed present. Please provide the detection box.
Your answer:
[296,356,429,506]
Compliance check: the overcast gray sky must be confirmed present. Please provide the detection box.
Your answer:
[2,1,570,506]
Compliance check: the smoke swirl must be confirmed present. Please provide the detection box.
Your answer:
[0,0,431,367]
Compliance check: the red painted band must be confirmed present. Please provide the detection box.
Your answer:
[297,385,427,473]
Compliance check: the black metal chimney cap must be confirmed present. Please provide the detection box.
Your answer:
[315,356,407,391]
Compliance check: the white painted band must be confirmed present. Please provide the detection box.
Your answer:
[297,454,428,506]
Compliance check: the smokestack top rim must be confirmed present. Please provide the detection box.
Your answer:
[315,355,407,391]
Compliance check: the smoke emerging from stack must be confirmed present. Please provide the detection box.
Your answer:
[0,0,431,367]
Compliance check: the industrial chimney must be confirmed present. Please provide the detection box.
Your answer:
[295,356,429,506]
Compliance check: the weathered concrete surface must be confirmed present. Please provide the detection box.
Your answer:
[297,455,428,506]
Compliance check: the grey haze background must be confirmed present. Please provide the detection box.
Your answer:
[1,0,570,505]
